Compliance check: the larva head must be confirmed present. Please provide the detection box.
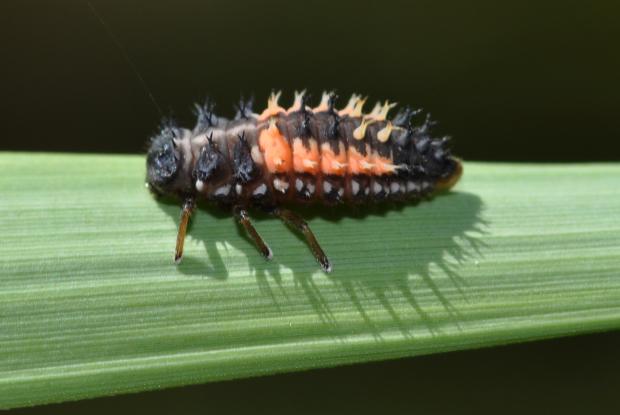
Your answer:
[146,127,184,196]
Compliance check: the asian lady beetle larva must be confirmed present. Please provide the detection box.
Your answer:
[146,91,462,272]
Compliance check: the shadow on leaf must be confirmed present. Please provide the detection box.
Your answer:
[156,191,487,339]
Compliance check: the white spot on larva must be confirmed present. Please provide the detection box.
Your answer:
[351,180,360,195]
[390,182,401,193]
[266,246,273,260]
[214,184,231,196]
[196,180,204,192]
[251,145,264,164]
[235,184,242,195]
[407,181,418,192]
[337,188,344,198]
[307,183,316,194]
[295,178,304,192]
[273,178,289,193]
[364,187,370,195]
[253,183,267,196]
[323,181,333,194]
[373,182,383,194]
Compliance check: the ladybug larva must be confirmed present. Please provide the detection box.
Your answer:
[146,91,462,272]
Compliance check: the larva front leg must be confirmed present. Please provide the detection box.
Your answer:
[233,206,273,261]
[271,207,332,273]
[174,197,196,264]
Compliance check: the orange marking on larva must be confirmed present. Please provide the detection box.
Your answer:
[347,146,375,175]
[258,121,292,173]
[320,142,347,175]
[258,91,285,121]
[350,96,368,117]
[375,101,398,121]
[292,138,320,174]
[377,121,393,142]
[366,100,398,121]
[287,90,306,114]
[338,93,360,116]
[372,152,397,175]
[367,101,382,118]
[353,118,374,140]
[313,91,331,113]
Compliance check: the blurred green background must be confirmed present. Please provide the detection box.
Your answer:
[1,0,619,413]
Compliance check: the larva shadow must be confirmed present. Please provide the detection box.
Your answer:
[331,192,486,336]
[292,191,486,336]
[156,191,486,338]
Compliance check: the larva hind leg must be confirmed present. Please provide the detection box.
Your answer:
[271,207,332,273]
[233,206,273,261]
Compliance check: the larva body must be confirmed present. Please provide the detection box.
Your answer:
[146,91,462,272]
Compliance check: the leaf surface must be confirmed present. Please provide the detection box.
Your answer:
[1,153,619,408]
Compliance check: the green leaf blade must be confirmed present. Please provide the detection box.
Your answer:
[1,153,619,408]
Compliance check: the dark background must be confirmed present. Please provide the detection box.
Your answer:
[1,0,619,161]
[2,0,619,413]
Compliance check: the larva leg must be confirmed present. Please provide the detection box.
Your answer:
[175,197,196,264]
[272,208,332,273]
[233,206,273,261]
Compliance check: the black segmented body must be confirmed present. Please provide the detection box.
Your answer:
[147,93,461,206]
[146,91,462,271]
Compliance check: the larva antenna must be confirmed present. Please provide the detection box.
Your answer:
[86,1,164,119]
